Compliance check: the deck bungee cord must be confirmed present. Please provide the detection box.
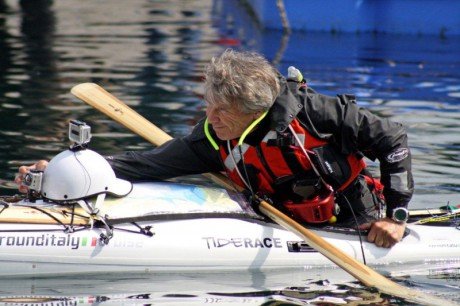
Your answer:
[0,198,156,241]
[413,204,460,227]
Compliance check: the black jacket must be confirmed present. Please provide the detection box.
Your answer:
[107,77,414,216]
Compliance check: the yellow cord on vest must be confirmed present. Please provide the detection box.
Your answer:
[204,118,219,150]
[238,111,268,146]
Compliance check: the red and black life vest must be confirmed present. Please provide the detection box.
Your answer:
[218,119,366,197]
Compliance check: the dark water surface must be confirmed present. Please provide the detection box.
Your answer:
[0,0,459,305]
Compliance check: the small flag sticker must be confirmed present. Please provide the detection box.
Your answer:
[81,237,98,247]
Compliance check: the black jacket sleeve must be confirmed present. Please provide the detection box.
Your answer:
[301,90,414,215]
[105,120,223,181]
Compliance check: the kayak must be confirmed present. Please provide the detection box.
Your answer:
[0,181,459,277]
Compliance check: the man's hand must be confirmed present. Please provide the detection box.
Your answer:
[358,217,406,248]
[14,160,49,193]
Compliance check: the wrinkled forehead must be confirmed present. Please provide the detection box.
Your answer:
[204,89,240,109]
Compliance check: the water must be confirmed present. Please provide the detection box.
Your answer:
[0,0,459,304]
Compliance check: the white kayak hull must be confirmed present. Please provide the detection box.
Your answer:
[0,182,459,276]
[1,217,459,277]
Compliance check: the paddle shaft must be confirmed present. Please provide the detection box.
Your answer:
[71,82,458,306]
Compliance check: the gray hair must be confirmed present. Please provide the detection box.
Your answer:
[204,49,280,114]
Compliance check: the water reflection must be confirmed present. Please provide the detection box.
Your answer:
[0,267,458,305]
[0,0,65,163]
[0,0,222,184]
[0,270,414,305]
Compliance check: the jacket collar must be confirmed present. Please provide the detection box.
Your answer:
[268,76,303,133]
[242,76,302,145]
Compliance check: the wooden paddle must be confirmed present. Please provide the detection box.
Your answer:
[71,82,458,306]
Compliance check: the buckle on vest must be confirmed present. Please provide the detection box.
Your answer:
[283,186,338,224]
[267,132,295,147]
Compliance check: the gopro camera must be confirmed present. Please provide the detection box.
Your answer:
[69,120,91,145]
[23,170,43,192]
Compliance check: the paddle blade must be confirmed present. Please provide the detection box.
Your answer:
[71,83,173,146]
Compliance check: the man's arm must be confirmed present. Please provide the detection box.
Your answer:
[106,120,223,181]
[304,92,413,248]
[304,92,414,213]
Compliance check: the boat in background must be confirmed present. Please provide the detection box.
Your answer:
[240,0,460,36]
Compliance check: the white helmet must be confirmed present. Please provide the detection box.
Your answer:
[41,149,132,202]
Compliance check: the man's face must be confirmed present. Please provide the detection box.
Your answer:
[206,103,256,140]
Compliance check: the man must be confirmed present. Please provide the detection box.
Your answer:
[16,49,413,248]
